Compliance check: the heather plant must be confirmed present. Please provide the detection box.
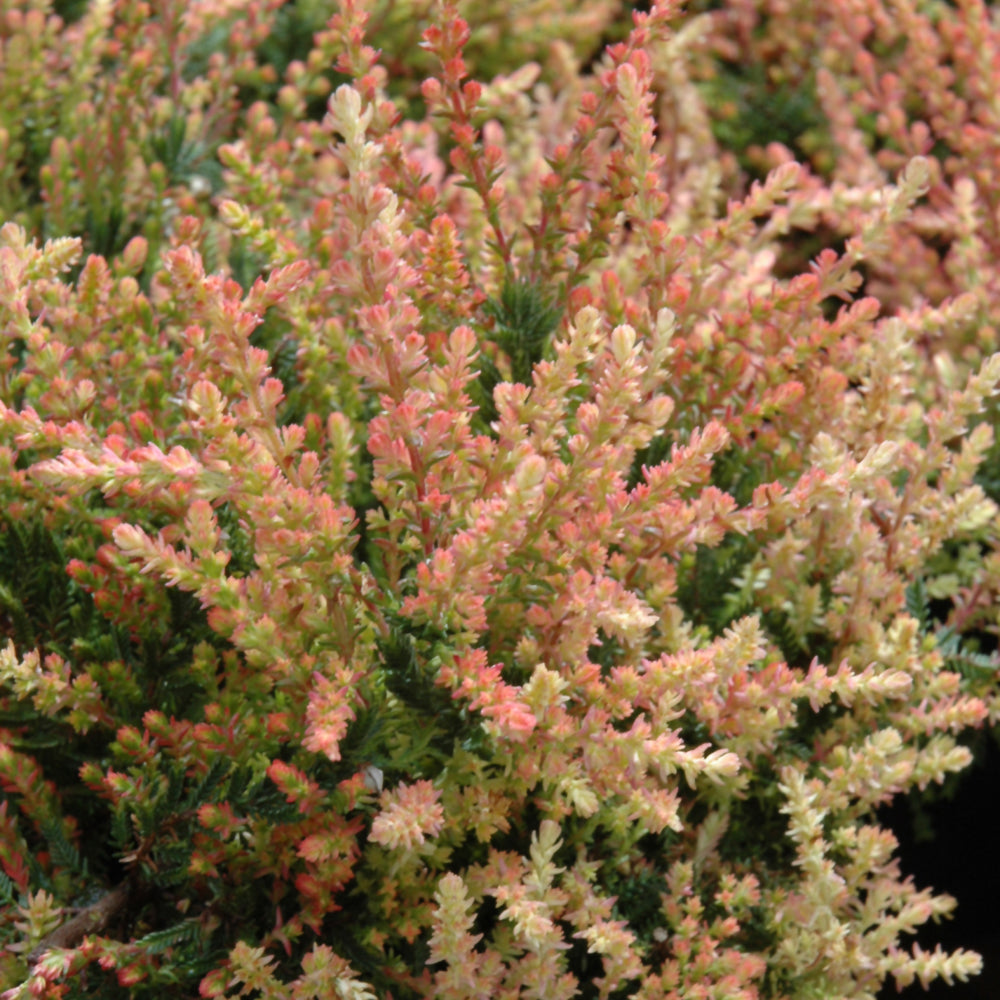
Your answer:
[1,0,1000,998]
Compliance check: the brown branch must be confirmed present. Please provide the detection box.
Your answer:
[27,884,130,966]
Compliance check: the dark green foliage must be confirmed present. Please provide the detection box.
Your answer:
[75,755,286,988]
[226,763,298,826]
[227,236,269,293]
[214,502,256,578]
[0,515,81,649]
[198,218,227,277]
[588,629,626,673]
[973,401,1000,504]
[132,917,202,955]
[81,199,140,263]
[186,756,234,812]
[0,512,98,659]
[95,923,223,1000]
[110,806,133,861]
[906,573,949,629]
[605,848,671,942]
[932,623,999,681]
[0,510,234,892]
[906,579,999,683]
[258,1,350,120]
[718,762,800,873]
[483,274,562,383]
[567,933,630,1000]
[51,0,89,24]
[147,112,223,193]
[759,602,836,670]
[135,587,222,719]
[181,20,233,87]
[708,440,772,508]
[349,395,383,574]
[37,816,83,874]
[668,440,839,667]
[675,538,756,637]
[12,111,59,216]
[627,431,671,493]
[701,62,828,177]
[634,439,770,636]
[472,274,562,430]
[320,910,424,1000]
[257,0,322,75]
[247,311,305,427]
[0,873,16,907]
[370,618,486,778]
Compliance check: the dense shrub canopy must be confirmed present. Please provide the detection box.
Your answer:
[1,0,999,998]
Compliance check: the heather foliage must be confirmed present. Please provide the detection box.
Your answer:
[1,0,999,997]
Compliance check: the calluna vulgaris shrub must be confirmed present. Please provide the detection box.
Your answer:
[2,0,1000,996]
